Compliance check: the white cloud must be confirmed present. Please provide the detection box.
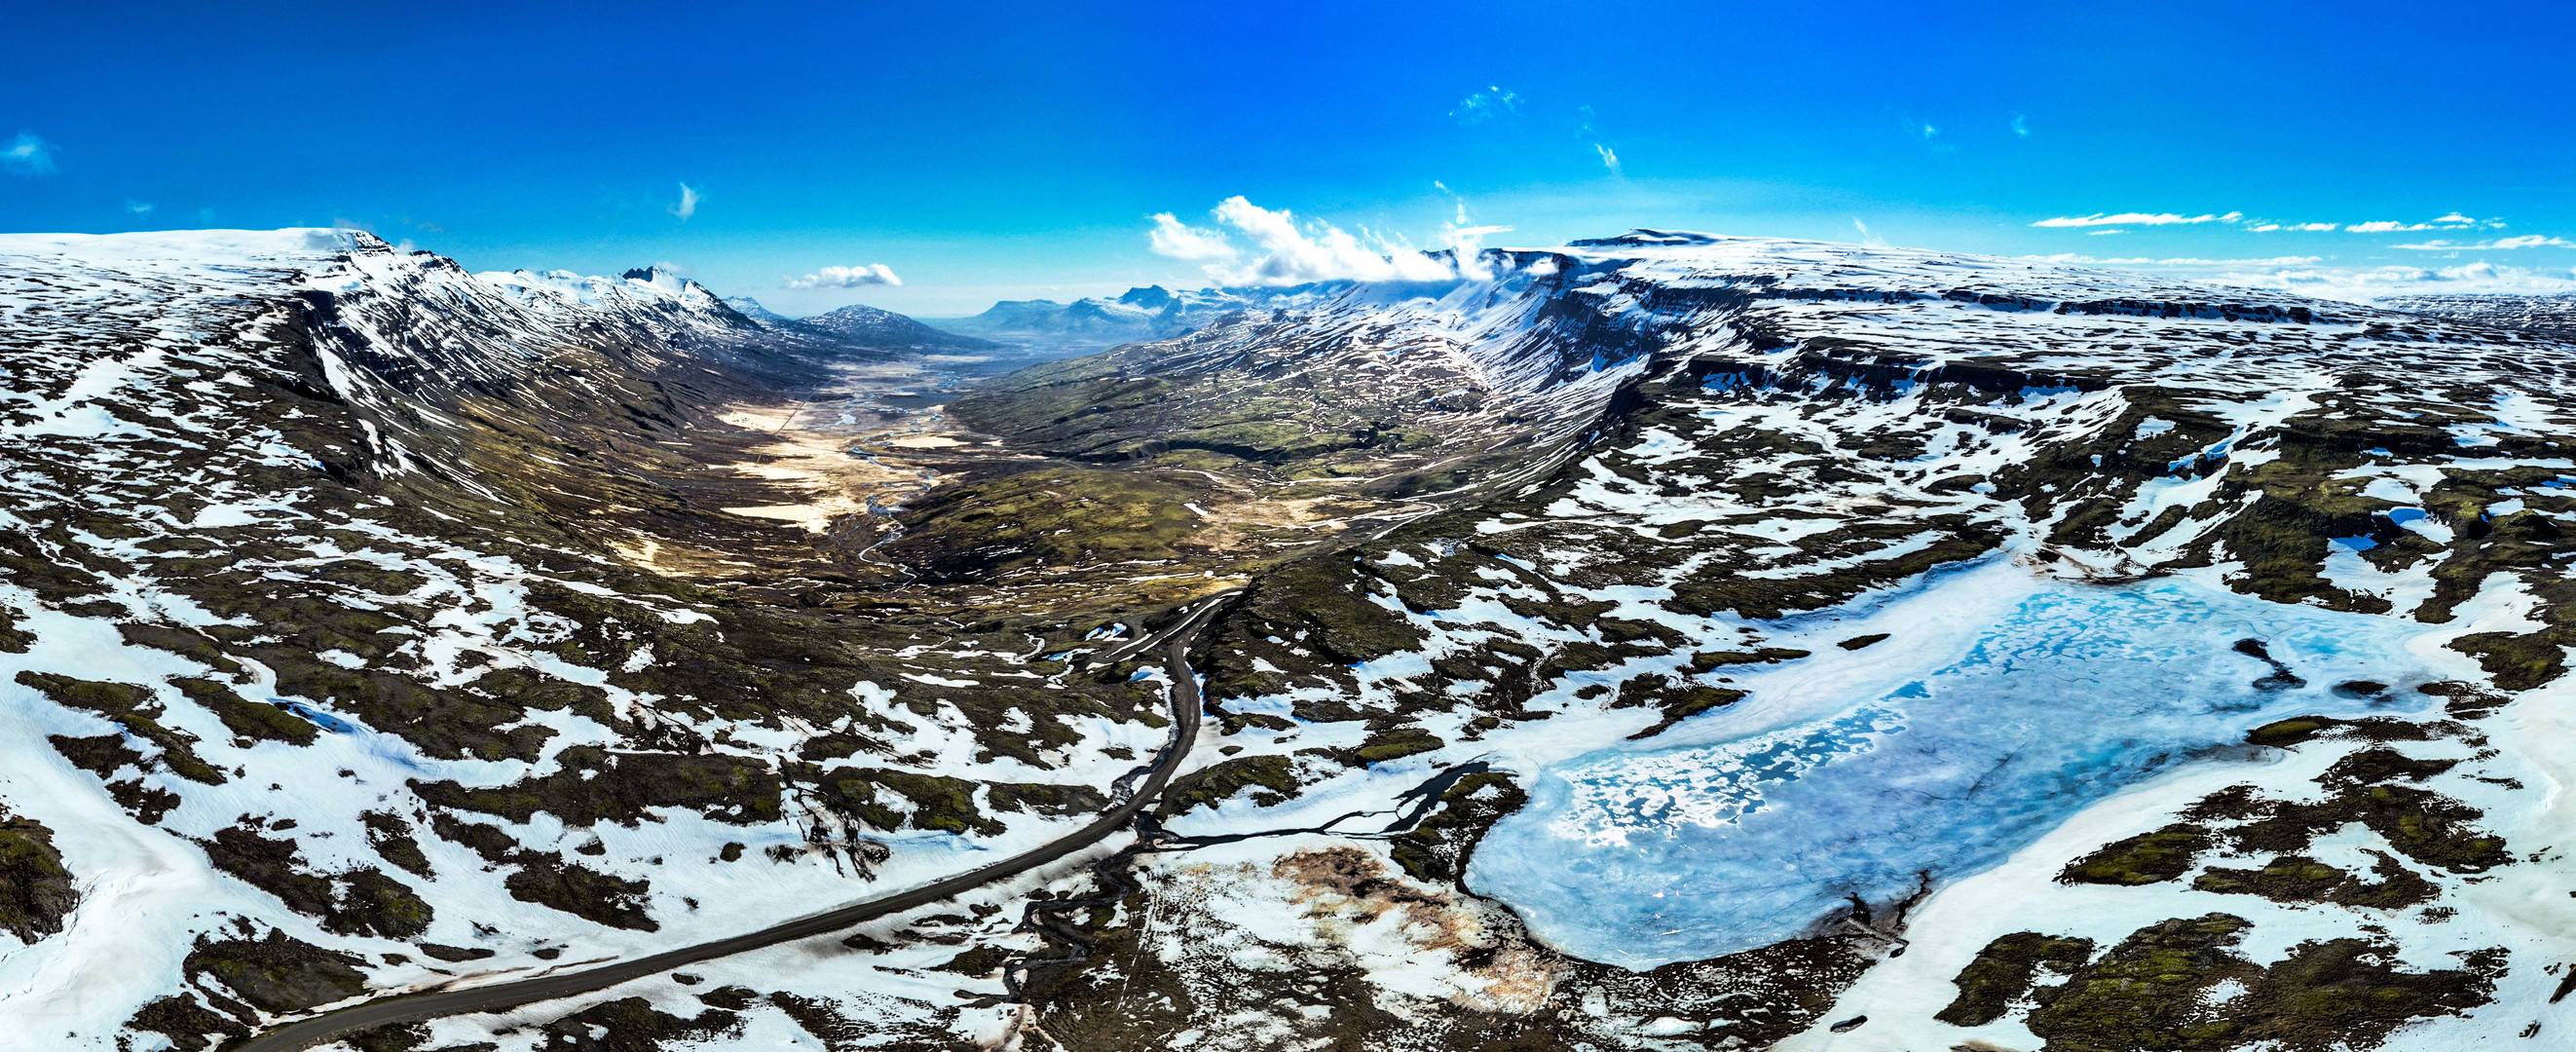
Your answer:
[1147,213,1239,261]
[785,264,901,289]
[1851,218,1885,246]
[2023,254,2324,267]
[1595,143,1624,176]
[2010,114,2029,137]
[2087,229,2125,236]
[2214,260,2576,303]
[1921,123,1939,139]
[1451,87,1518,125]
[124,200,153,214]
[2032,211,2242,228]
[1154,197,1512,286]
[2248,214,2502,233]
[2390,235,2575,250]
[2,132,56,176]
[670,182,699,221]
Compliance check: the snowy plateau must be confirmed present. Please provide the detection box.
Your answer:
[0,227,2572,1052]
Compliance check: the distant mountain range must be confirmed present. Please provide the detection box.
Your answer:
[723,295,998,354]
[925,284,1310,345]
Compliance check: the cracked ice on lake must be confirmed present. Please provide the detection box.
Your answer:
[1467,571,2440,967]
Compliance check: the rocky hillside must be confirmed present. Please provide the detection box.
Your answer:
[2,229,2572,1052]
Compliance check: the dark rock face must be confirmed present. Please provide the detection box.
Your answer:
[0,810,76,944]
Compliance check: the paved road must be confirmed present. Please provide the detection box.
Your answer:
[234,594,1231,1051]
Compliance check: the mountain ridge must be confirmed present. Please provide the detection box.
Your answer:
[1,228,2571,1052]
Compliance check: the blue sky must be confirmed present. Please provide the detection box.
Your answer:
[7,2,2574,316]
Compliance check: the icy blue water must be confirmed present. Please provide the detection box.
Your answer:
[1466,577,2433,967]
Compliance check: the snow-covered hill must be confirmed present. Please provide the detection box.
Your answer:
[0,230,1174,1051]
[5,228,2576,1052]
[972,231,2576,1052]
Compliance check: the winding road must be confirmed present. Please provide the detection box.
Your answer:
[235,593,1233,1051]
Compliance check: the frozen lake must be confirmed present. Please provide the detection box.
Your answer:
[1467,570,2438,967]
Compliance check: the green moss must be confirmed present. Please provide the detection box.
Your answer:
[1612,674,1747,739]
[504,854,657,931]
[1937,931,2097,1027]
[116,622,241,675]
[796,765,1003,836]
[2448,630,2565,691]
[412,746,783,827]
[172,676,316,746]
[0,810,76,944]
[1388,771,1529,885]
[185,929,370,1015]
[531,996,740,1048]
[1351,727,1444,766]
[1687,647,1811,672]
[933,945,1010,976]
[2246,717,2333,748]
[127,994,247,1051]
[199,825,433,939]
[2221,938,2496,1051]
[881,469,1209,580]
[15,670,226,784]
[2023,913,2258,1051]
[2059,824,2213,885]
[2191,855,2349,903]
[988,782,1110,816]
[1160,754,1300,815]
[2224,783,2508,874]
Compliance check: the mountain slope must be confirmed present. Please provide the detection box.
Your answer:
[5,229,2575,1052]
[0,230,1180,1051]
[963,232,2576,1052]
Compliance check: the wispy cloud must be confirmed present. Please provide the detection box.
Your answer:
[670,182,699,221]
[2217,260,2576,303]
[1147,196,1512,286]
[785,264,901,289]
[124,200,153,215]
[1434,180,1472,227]
[2033,211,2243,228]
[2248,214,2498,233]
[1850,218,1885,246]
[2390,235,2574,250]
[1450,86,1518,125]
[2010,114,2030,137]
[1147,213,1238,261]
[2,132,56,176]
[2087,229,2125,236]
[1578,106,1623,177]
[2025,253,2324,267]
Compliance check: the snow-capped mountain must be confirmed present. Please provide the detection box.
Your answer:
[720,294,797,324]
[726,295,998,354]
[930,283,1307,346]
[794,303,999,353]
[4,227,2574,1052]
